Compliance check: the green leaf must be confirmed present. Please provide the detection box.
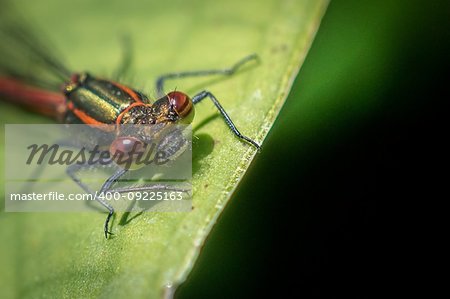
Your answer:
[0,0,328,298]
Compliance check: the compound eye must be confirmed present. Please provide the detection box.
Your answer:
[167,91,195,124]
[109,136,146,170]
[167,91,193,117]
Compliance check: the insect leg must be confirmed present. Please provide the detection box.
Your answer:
[66,164,126,238]
[96,168,129,238]
[155,54,258,96]
[111,183,191,225]
[66,163,99,197]
[192,90,260,150]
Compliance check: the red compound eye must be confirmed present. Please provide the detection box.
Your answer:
[69,73,80,84]
[109,136,146,169]
[167,91,193,117]
[167,91,195,124]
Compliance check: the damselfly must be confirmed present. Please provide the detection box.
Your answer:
[0,16,260,238]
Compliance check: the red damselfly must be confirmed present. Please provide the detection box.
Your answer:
[0,15,260,238]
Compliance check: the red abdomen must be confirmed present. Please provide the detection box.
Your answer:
[0,76,66,120]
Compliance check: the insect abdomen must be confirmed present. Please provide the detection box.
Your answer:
[64,73,147,124]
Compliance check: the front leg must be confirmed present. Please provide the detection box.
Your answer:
[96,168,129,238]
[192,90,260,149]
[155,54,258,97]
[66,163,127,238]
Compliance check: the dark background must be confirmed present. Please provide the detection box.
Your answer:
[178,0,447,298]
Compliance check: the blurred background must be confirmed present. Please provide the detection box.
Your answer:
[177,0,447,298]
[0,0,447,297]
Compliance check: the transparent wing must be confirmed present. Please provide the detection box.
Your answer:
[0,1,71,90]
